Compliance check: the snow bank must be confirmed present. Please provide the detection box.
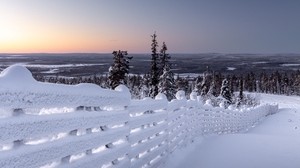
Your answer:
[0,65,130,111]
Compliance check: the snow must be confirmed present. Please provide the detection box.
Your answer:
[41,69,60,74]
[280,63,300,67]
[0,65,130,111]
[177,73,202,78]
[252,61,267,64]
[227,67,236,71]
[0,65,293,168]
[175,90,186,100]
[165,93,300,168]
[24,63,106,68]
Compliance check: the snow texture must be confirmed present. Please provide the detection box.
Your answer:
[0,65,130,110]
[0,65,279,168]
[165,94,299,168]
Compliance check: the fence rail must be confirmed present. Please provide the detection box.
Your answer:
[0,65,278,168]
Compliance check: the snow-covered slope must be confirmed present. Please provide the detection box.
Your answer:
[165,94,300,168]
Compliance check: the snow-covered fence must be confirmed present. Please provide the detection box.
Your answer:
[0,66,132,168]
[127,95,168,168]
[0,65,278,168]
[199,104,278,135]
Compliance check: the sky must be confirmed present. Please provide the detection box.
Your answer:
[0,0,300,53]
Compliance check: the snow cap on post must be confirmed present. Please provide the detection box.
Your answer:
[176,90,186,100]
[114,85,131,98]
[205,99,212,105]
[190,92,197,100]
[155,93,167,100]
[155,93,168,108]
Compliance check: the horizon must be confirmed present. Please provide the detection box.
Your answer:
[1,52,300,55]
[1,0,300,53]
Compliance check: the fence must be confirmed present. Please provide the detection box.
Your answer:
[0,65,278,168]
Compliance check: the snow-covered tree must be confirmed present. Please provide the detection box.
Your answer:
[158,42,176,101]
[220,78,232,107]
[159,42,168,76]
[176,75,189,94]
[237,77,244,107]
[194,67,212,100]
[149,32,160,98]
[193,76,202,95]
[141,73,151,98]
[207,72,218,97]
[108,50,132,89]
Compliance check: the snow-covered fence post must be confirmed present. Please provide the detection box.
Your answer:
[127,93,168,168]
[186,92,200,142]
[167,90,188,153]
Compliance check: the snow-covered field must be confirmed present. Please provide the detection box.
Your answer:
[165,94,300,168]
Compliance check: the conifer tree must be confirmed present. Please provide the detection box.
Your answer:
[141,73,151,98]
[193,76,202,95]
[220,78,232,107]
[196,67,212,100]
[108,50,132,89]
[176,75,189,93]
[158,42,168,76]
[207,72,218,104]
[237,77,244,107]
[149,32,159,98]
[158,42,176,101]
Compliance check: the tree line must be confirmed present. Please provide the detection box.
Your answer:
[33,33,300,107]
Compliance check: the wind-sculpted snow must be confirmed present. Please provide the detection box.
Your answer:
[0,65,130,112]
[0,65,278,168]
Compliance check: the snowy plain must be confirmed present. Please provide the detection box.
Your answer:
[165,94,300,168]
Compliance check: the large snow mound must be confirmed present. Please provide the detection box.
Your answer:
[0,65,130,110]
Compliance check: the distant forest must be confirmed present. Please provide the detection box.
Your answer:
[33,33,300,107]
[34,69,300,98]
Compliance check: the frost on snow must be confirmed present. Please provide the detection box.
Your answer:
[0,65,284,168]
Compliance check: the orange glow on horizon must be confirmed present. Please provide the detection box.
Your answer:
[0,25,147,53]
[0,9,145,53]
[0,22,132,53]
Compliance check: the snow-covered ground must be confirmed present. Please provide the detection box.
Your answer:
[0,65,275,168]
[165,94,300,168]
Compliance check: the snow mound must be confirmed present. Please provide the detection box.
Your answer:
[0,65,36,88]
[155,93,167,100]
[189,92,197,100]
[175,90,186,100]
[0,65,130,110]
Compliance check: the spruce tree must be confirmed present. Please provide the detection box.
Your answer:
[158,42,176,101]
[141,73,151,98]
[237,77,244,107]
[220,78,232,107]
[207,81,218,106]
[149,32,159,98]
[193,76,202,95]
[108,50,132,89]
[176,75,189,93]
[196,67,212,101]
[207,72,218,97]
